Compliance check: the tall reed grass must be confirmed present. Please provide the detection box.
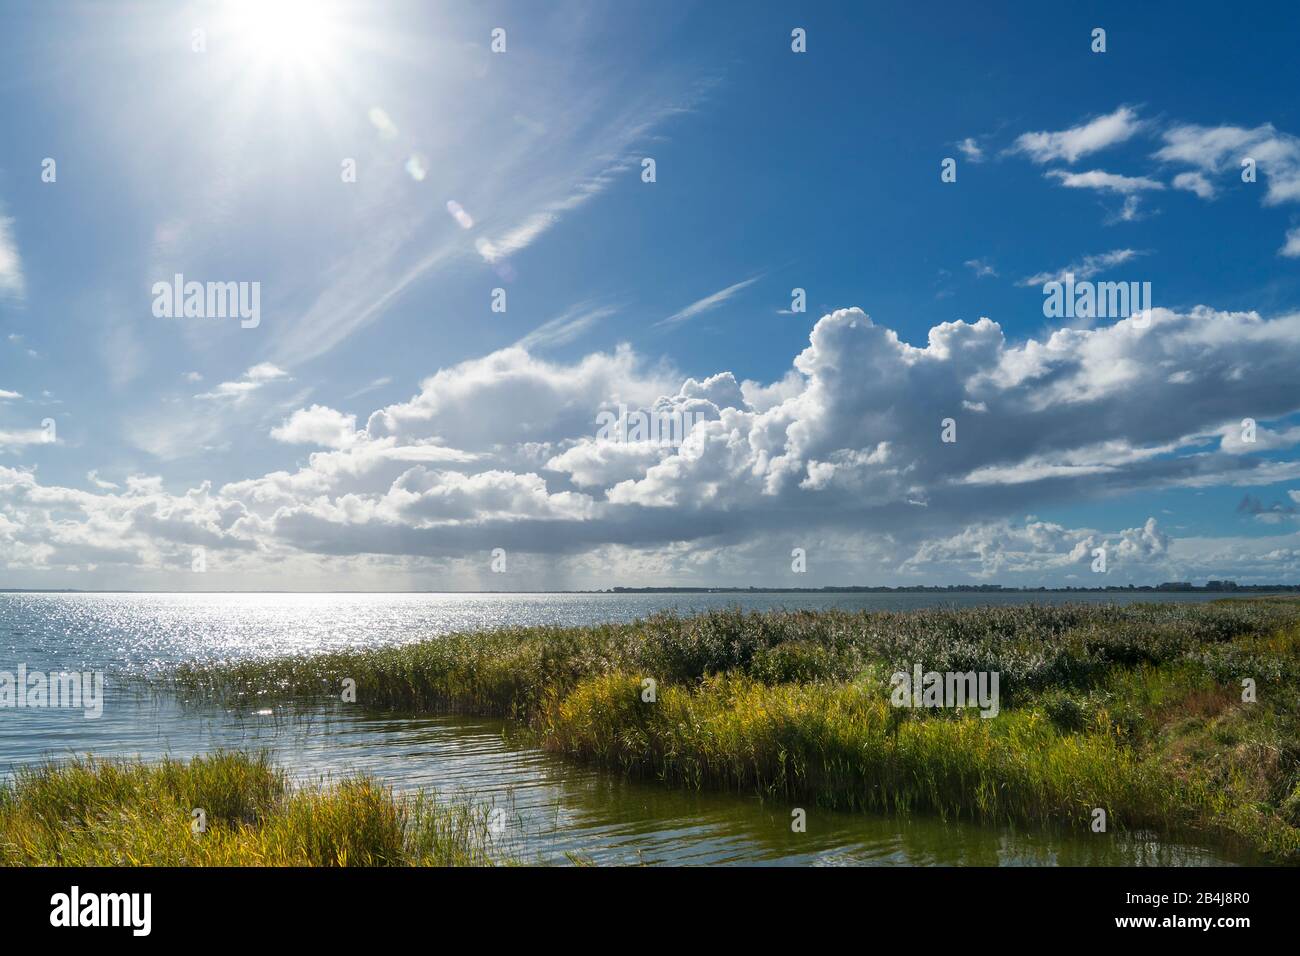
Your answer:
[0,751,504,866]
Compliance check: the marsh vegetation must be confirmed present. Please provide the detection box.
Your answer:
[161,599,1300,862]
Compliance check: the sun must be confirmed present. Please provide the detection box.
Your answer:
[197,0,372,144]
[223,0,341,70]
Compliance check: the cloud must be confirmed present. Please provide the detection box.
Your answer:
[1237,494,1297,523]
[473,156,640,265]
[956,137,984,162]
[1155,122,1300,252]
[365,344,675,452]
[1018,248,1146,287]
[0,428,49,452]
[195,363,288,402]
[1046,169,1165,193]
[0,214,23,300]
[1109,195,1147,224]
[246,363,287,382]
[545,372,740,488]
[1172,170,1215,199]
[271,405,359,449]
[87,470,119,491]
[1154,122,1300,205]
[964,258,998,278]
[1281,227,1300,258]
[544,439,668,489]
[5,305,1300,585]
[606,306,1300,528]
[516,303,618,350]
[1038,162,1163,224]
[658,276,761,327]
[1012,106,1143,164]
[902,516,1168,579]
[125,363,299,461]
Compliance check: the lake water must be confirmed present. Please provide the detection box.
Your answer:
[0,590,1258,865]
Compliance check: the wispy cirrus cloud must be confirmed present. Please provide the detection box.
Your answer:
[473,155,639,266]
[345,376,393,400]
[657,276,761,327]
[1018,248,1147,287]
[516,302,619,351]
[265,77,708,368]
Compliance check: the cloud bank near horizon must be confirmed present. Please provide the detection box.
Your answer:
[3,304,1299,589]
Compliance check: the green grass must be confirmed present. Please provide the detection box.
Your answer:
[164,600,1300,861]
[0,751,505,866]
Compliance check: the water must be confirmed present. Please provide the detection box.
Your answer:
[0,590,1259,866]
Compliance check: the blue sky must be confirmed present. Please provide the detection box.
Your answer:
[2,0,1300,589]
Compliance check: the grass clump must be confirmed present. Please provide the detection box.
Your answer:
[0,751,504,867]
[540,672,1174,830]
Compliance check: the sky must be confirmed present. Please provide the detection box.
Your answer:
[2,0,1300,590]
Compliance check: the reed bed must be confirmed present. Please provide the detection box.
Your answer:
[165,600,1300,860]
[0,751,504,866]
[540,673,1175,828]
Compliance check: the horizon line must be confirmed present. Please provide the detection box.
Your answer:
[2,584,1295,596]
